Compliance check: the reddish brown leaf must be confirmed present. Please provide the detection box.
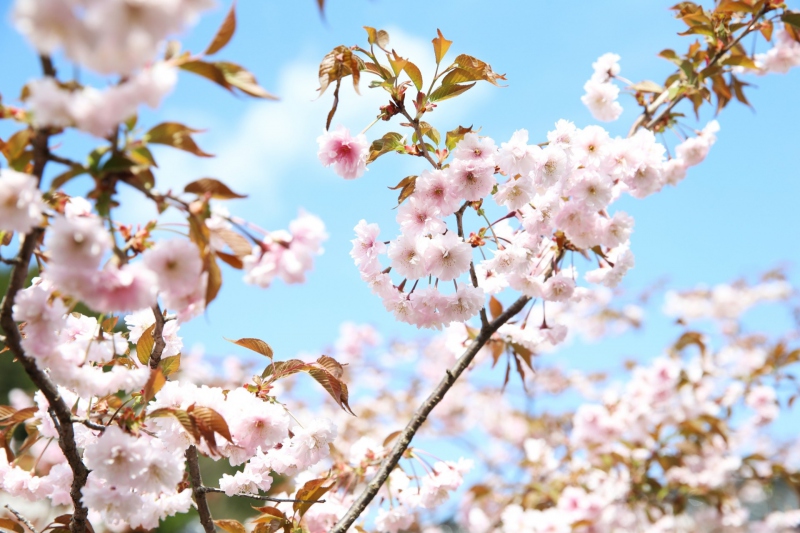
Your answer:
[205,2,237,56]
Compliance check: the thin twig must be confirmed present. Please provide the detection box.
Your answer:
[4,505,38,533]
[198,486,326,504]
[186,445,215,533]
[455,203,489,329]
[71,417,106,432]
[331,250,564,533]
[398,106,440,170]
[632,5,770,135]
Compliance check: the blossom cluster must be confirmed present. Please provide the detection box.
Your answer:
[13,0,212,75]
[581,53,624,122]
[755,27,800,74]
[333,116,718,334]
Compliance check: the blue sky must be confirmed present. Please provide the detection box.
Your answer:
[1,0,798,378]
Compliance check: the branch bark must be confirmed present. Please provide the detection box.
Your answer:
[186,445,215,533]
[0,56,92,533]
[631,5,770,135]
[330,293,534,532]
[148,303,167,369]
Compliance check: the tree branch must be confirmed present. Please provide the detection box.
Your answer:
[186,445,215,533]
[0,56,91,533]
[398,106,440,170]
[4,505,38,533]
[149,303,167,369]
[197,486,326,503]
[632,5,770,135]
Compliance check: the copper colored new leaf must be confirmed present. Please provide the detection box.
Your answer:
[213,520,247,533]
[136,324,156,365]
[489,296,503,320]
[184,177,247,199]
[308,368,355,415]
[143,368,166,403]
[432,29,452,65]
[429,82,476,103]
[145,122,213,157]
[226,337,275,360]
[453,54,507,86]
[0,518,25,533]
[293,477,333,517]
[215,61,278,99]
[316,355,344,379]
[204,2,237,56]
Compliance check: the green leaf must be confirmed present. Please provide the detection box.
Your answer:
[159,354,181,377]
[721,54,758,69]
[445,125,473,151]
[429,82,476,103]
[50,165,87,190]
[367,132,404,163]
[144,122,213,157]
[184,177,247,199]
[781,11,800,29]
[204,2,236,56]
[136,324,156,366]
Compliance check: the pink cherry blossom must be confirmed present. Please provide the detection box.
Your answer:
[317,126,369,179]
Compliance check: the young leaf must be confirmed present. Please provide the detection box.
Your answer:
[145,123,213,157]
[432,29,453,64]
[445,125,473,151]
[179,60,232,91]
[159,354,181,377]
[429,82,475,103]
[213,520,246,533]
[184,177,247,199]
[404,61,424,91]
[781,11,800,29]
[212,228,253,256]
[215,61,278,99]
[205,2,237,56]
[225,337,275,360]
[216,250,244,269]
[136,324,157,366]
[308,367,355,415]
[205,254,223,306]
[293,477,333,517]
[142,368,166,403]
[367,132,404,163]
[454,54,507,86]
[364,26,390,50]
[315,355,344,379]
[489,296,503,320]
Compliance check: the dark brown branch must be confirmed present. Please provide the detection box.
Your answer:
[398,106,440,170]
[149,303,167,369]
[455,203,489,329]
[0,57,90,533]
[330,291,536,533]
[186,445,215,533]
[198,486,326,503]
